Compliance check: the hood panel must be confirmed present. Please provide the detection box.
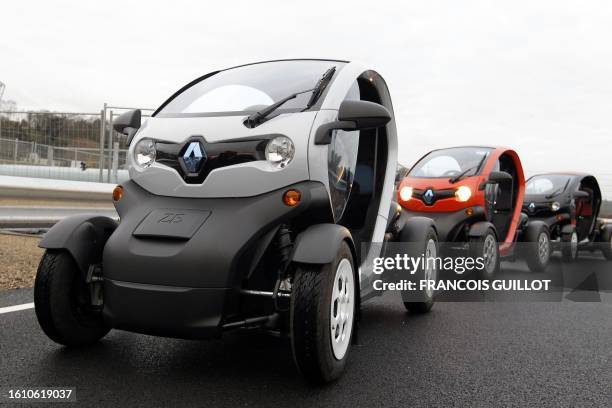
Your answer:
[129,112,315,198]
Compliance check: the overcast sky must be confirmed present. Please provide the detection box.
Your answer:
[1,0,611,194]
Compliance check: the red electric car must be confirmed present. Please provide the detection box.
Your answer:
[397,146,551,277]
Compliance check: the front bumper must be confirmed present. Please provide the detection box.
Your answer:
[402,206,485,242]
[104,279,230,339]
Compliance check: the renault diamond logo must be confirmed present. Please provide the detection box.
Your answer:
[528,202,536,213]
[423,189,435,205]
[179,139,207,176]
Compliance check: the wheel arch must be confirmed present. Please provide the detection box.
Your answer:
[398,216,438,242]
[468,221,497,239]
[290,223,361,341]
[39,215,118,277]
[291,223,355,264]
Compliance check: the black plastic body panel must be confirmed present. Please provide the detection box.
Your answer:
[106,180,327,288]
[291,224,354,264]
[103,279,229,339]
[132,209,211,239]
[401,206,486,242]
[468,221,497,242]
[102,180,329,338]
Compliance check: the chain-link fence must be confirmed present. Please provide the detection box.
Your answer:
[0,105,152,183]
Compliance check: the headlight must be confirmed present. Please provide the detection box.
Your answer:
[265,136,294,168]
[134,139,156,168]
[455,186,472,202]
[399,186,413,201]
[551,201,560,212]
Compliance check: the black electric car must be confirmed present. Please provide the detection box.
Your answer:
[524,173,612,261]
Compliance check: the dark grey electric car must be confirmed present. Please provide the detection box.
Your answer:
[34,59,439,383]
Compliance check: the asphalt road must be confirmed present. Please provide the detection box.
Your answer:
[1,257,611,407]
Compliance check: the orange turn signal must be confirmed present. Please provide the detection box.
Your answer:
[283,189,301,207]
[465,207,474,216]
[112,185,124,202]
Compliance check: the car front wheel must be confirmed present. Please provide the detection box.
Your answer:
[471,228,499,279]
[561,229,578,262]
[524,223,551,272]
[34,250,110,346]
[403,227,439,314]
[290,241,355,383]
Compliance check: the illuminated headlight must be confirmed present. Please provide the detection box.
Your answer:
[455,186,472,202]
[133,139,156,168]
[399,186,413,201]
[551,201,560,212]
[265,136,294,168]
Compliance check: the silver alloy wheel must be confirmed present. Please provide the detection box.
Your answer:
[570,231,578,259]
[538,232,550,264]
[483,234,497,274]
[424,239,437,299]
[330,258,354,360]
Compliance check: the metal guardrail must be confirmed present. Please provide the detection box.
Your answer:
[0,207,118,228]
[0,175,118,228]
[0,175,114,201]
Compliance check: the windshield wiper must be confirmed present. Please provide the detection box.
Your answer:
[304,66,336,110]
[449,154,488,183]
[545,179,569,198]
[449,166,478,183]
[244,66,336,128]
[545,187,564,199]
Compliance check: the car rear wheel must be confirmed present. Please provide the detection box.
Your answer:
[524,223,551,272]
[471,228,499,279]
[561,229,579,262]
[290,241,355,383]
[34,250,110,346]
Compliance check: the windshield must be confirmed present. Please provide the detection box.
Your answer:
[155,60,344,117]
[526,175,570,195]
[409,147,492,178]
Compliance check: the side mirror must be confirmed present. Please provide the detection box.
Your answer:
[113,109,141,144]
[488,171,512,183]
[314,100,391,144]
[572,190,589,199]
[338,100,391,130]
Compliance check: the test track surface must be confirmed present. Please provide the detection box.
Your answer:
[1,258,611,407]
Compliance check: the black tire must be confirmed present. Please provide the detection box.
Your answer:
[601,225,612,261]
[524,223,551,272]
[561,228,578,262]
[401,226,439,314]
[290,242,355,384]
[470,228,499,279]
[34,250,110,346]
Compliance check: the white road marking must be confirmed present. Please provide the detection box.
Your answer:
[0,302,34,314]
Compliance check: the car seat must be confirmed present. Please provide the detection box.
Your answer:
[575,187,594,240]
[340,163,374,230]
[491,175,514,241]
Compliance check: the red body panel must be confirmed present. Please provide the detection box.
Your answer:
[398,147,525,256]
